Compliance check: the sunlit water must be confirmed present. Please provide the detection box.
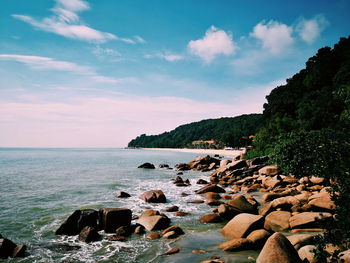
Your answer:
[0,148,259,262]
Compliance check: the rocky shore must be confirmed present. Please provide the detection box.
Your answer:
[3,154,348,262]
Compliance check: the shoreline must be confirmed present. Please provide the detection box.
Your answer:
[140,148,243,158]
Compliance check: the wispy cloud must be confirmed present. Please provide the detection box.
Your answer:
[296,15,329,44]
[251,20,294,55]
[144,52,184,62]
[188,26,237,63]
[12,0,134,43]
[0,54,129,84]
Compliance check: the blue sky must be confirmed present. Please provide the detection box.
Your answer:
[1,0,349,147]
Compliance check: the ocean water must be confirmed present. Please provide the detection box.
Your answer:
[0,148,259,263]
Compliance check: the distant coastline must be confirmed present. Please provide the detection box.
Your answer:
[140,147,243,158]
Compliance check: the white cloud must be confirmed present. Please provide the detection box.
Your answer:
[0,54,123,84]
[144,52,184,62]
[251,20,294,54]
[296,15,329,44]
[188,26,237,63]
[134,35,146,43]
[12,0,134,43]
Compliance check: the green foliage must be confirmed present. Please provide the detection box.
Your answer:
[128,114,263,148]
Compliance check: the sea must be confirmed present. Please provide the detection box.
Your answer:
[0,148,259,263]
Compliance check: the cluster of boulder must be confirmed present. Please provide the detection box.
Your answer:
[0,234,26,259]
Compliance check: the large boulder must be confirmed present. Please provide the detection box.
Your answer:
[55,210,82,235]
[78,226,101,243]
[308,192,335,212]
[99,208,132,233]
[289,212,332,229]
[246,229,272,249]
[221,213,264,239]
[259,165,279,176]
[195,184,226,194]
[137,211,170,231]
[199,214,223,224]
[0,238,17,259]
[264,211,291,231]
[339,249,350,263]
[256,232,302,263]
[138,162,155,169]
[139,190,166,203]
[298,245,317,263]
[161,225,184,238]
[218,204,239,220]
[287,234,315,249]
[11,244,26,258]
[78,209,98,231]
[219,238,253,251]
[226,195,258,214]
[175,163,191,171]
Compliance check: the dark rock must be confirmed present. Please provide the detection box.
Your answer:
[139,190,166,203]
[146,233,160,240]
[175,211,190,216]
[175,163,190,171]
[176,183,188,187]
[78,209,98,231]
[115,226,131,237]
[78,226,101,243]
[181,192,190,196]
[99,208,132,233]
[164,247,180,255]
[197,179,209,184]
[138,162,155,169]
[249,156,269,166]
[134,225,145,234]
[218,204,239,220]
[159,164,169,168]
[187,200,204,204]
[165,206,179,212]
[173,176,184,184]
[184,178,190,185]
[12,244,26,258]
[117,191,131,198]
[195,184,226,194]
[226,195,258,214]
[199,214,223,223]
[161,225,184,237]
[177,172,184,175]
[0,238,17,259]
[108,235,126,241]
[55,210,81,235]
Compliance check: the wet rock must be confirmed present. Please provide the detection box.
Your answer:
[55,210,81,235]
[161,225,184,238]
[139,190,166,203]
[0,238,17,259]
[195,184,226,194]
[264,211,291,231]
[176,182,189,187]
[117,191,131,198]
[258,165,279,176]
[165,206,179,212]
[175,211,190,217]
[159,164,169,168]
[164,247,180,255]
[199,214,223,224]
[192,249,206,254]
[137,213,170,231]
[219,238,253,251]
[11,244,26,258]
[138,162,155,169]
[99,208,132,233]
[256,232,302,263]
[146,233,160,240]
[289,212,332,229]
[246,229,271,249]
[78,226,101,243]
[221,213,264,239]
[298,245,317,263]
[173,176,184,184]
[177,172,184,175]
[108,235,126,241]
[187,200,204,204]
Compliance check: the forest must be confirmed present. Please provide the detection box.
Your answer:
[128,114,263,148]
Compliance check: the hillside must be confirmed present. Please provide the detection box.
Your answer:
[128,114,263,148]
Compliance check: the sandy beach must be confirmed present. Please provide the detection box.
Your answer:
[142,148,243,158]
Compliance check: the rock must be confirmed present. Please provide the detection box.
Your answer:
[115,226,131,237]
[164,248,180,255]
[308,192,335,212]
[134,225,145,234]
[159,164,169,168]
[99,208,132,233]
[146,233,160,240]
[108,235,126,241]
[195,184,226,194]
[263,177,281,189]
[246,229,271,249]
[199,214,223,224]
[11,244,26,258]
[298,245,317,263]
[339,249,350,263]
[218,204,239,220]
[227,160,248,170]
[226,195,258,214]
[78,226,101,243]
[0,238,17,259]
[221,213,264,239]
[202,192,221,200]
[197,179,209,184]
[187,199,204,204]
[175,163,190,171]
[117,191,131,198]
[219,238,253,251]
[139,190,166,203]
[137,214,170,231]
[161,225,184,237]
[192,249,206,254]
[184,178,190,185]
[248,156,269,166]
[201,256,225,263]
[175,211,190,217]
[176,183,189,187]
[270,196,300,210]
[256,232,302,263]
[173,176,184,184]
[138,162,155,169]
[289,212,332,229]
[258,165,279,176]
[259,202,273,216]
[264,211,291,231]
[165,206,179,212]
[78,209,98,231]
[287,234,315,249]
[310,176,324,185]
[55,210,81,235]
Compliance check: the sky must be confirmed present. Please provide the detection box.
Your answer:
[1,0,350,147]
